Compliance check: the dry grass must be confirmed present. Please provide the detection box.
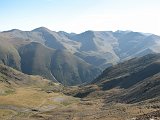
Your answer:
[0,109,16,120]
[0,85,78,120]
[0,84,158,120]
[0,64,159,120]
[0,86,77,107]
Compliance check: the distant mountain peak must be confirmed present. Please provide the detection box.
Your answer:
[82,30,95,34]
[2,29,22,33]
[76,30,96,39]
[115,30,132,33]
[32,26,52,32]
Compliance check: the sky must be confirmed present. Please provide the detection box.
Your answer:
[0,0,160,35]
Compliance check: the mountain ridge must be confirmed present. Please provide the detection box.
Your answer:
[2,27,160,69]
[1,27,160,85]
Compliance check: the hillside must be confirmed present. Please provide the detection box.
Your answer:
[0,55,159,120]
[65,54,160,119]
[93,54,160,89]
[18,42,57,81]
[0,64,159,120]
[75,54,160,103]
[0,30,101,85]
[0,64,81,120]
[18,42,100,85]
[0,40,21,70]
[51,49,100,85]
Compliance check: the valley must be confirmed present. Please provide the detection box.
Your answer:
[1,0,160,119]
[0,53,160,120]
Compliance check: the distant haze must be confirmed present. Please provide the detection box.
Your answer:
[0,0,160,35]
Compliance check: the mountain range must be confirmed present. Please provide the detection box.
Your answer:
[1,27,160,86]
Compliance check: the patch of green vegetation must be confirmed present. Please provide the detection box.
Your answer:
[0,85,15,96]
[3,89,15,95]
[40,82,63,93]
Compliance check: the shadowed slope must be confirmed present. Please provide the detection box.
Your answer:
[18,42,57,81]
[0,40,21,70]
[51,50,101,85]
[18,42,100,85]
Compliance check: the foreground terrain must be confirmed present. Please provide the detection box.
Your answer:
[0,54,160,120]
[0,64,78,120]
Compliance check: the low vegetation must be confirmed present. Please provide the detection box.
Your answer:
[0,54,160,120]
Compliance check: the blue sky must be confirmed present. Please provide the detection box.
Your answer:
[0,0,160,35]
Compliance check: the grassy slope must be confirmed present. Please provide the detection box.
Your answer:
[0,64,78,120]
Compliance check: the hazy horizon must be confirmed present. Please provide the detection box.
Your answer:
[0,0,160,35]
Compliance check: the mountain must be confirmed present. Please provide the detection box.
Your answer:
[1,27,160,70]
[0,31,100,85]
[113,31,160,59]
[67,54,160,98]
[73,54,160,104]
[18,42,100,85]
[71,30,160,69]
[72,30,120,69]
[1,27,160,86]
[50,49,100,85]
[18,42,57,81]
[93,54,160,88]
